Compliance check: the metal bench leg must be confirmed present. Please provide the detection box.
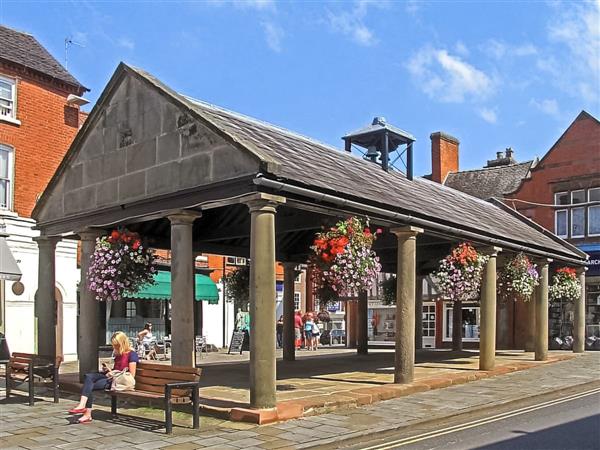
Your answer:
[165,386,173,434]
[53,366,59,403]
[192,385,200,429]
[28,363,34,406]
[5,365,10,399]
[111,395,118,416]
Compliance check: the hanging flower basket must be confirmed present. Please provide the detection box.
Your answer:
[309,217,382,304]
[87,229,156,302]
[549,267,581,302]
[432,242,489,302]
[498,252,539,302]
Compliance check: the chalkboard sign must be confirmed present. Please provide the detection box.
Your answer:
[228,331,245,355]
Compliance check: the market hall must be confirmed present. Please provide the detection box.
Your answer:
[31,63,587,417]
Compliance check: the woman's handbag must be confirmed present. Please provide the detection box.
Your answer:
[110,368,136,391]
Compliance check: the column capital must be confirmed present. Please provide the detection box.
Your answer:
[478,246,502,257]
[76,228,105,242]
[533,257,553,266]
[245,193,286,214]
[167,210,202,226]
[390,225,424,238]
[33,235,61,247]
[576,266,587,276]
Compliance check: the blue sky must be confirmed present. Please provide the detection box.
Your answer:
[1,0,598,175]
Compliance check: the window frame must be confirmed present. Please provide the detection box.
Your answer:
[0,75,18,123]
[570,207,585,238]
[293,292,301,310]
[555,209,568,238]
[0,143,14,210]
[589,187,600,203]
[588,205,600,237]
[571,189,586,205]
[554,191,569,206]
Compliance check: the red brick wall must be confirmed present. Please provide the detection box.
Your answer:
[430,132,459,183]
[512,113,600,234]
[0,63,84,218]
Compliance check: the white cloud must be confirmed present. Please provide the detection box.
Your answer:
[261,22,284,52]
[479,107,498,124]
[327,1,386,46]
[117,37,135,50]
[545,0,600,103]
[408,47,494,103]
[454,41,469,57]
[481,39,537,59]
[530,98,560,117]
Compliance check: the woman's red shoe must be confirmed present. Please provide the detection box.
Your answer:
[68,407,86,414]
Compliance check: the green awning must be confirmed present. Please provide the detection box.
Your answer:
[125,270,219,304]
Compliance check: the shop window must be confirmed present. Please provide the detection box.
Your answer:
[555,210,568,237]
[0,144,13,210]
[443,303,480,341]
[571,190,586,204]
[571,207,585,238]
[125,301,136,318]
[0,76,16,120]
[589,205,600,236]
[294,292,301,310]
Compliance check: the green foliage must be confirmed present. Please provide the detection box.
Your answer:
[224,265,250,312]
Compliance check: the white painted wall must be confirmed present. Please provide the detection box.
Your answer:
[201,281,235,348]
[1,212,79,361]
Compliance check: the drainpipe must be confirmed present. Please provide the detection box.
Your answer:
[252,176,584,266]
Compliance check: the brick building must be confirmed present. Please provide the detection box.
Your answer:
[0,25,88,359]
[435,111,600,349]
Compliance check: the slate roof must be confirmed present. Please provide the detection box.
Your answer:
[444,161,534,200]
[0,25,86,90]
[167,92,582,261]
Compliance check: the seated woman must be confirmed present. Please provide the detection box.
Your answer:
[68,331,139,423]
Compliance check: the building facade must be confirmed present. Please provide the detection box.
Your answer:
[0,25,88,360]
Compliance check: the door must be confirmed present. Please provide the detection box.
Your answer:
[422,302,436,348]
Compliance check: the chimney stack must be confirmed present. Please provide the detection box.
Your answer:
[430,132,459,183]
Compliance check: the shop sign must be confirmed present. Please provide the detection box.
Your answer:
[586,251,600,276]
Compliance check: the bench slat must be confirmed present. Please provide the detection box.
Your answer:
[138,362,201,376]
[136,368,199,382]
[135,375,197,389]
[134,382,190,397]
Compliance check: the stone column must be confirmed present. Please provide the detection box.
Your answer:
[415,276,423,350]
[282,262,296,361]
[573,268,587,353]
[535,259,551,361]
[524,291,536,352]
[168,212,200,367]
[391,226,423,384]
[34,236,60,358]
[78,229,103,380]
[247,194,284,409]
[479,247,501,371]
[357,290,368,355]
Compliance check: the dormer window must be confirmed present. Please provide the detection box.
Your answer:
[0,76,17,122]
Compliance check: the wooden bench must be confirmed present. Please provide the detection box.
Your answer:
[110,362,202,434]
[5,352,61,405]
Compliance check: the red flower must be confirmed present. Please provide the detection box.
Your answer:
[132,240,141,250]
[376,228,383,235]
[364,228,372,236]
[111,230,120,240]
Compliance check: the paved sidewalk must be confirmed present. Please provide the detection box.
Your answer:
[1,352,598,449]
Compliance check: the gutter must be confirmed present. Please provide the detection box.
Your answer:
[253,175,586,266]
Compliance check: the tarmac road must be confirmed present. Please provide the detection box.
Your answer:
[341,386,600,450]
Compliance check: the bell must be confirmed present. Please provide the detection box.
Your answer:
[365,145,379,159]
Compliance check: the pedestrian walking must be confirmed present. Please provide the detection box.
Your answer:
[304,313,315,351]
[294,310,303,349]
[276,315,284,348]
[312,318,321,350]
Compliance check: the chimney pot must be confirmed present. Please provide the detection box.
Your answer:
[496,151,504,159]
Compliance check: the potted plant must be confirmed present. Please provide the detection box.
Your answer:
[432,242,489,351]
[87,229,156,302]
[498,253,539,302]
[549,267,581,302]
[309,217,382,305]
